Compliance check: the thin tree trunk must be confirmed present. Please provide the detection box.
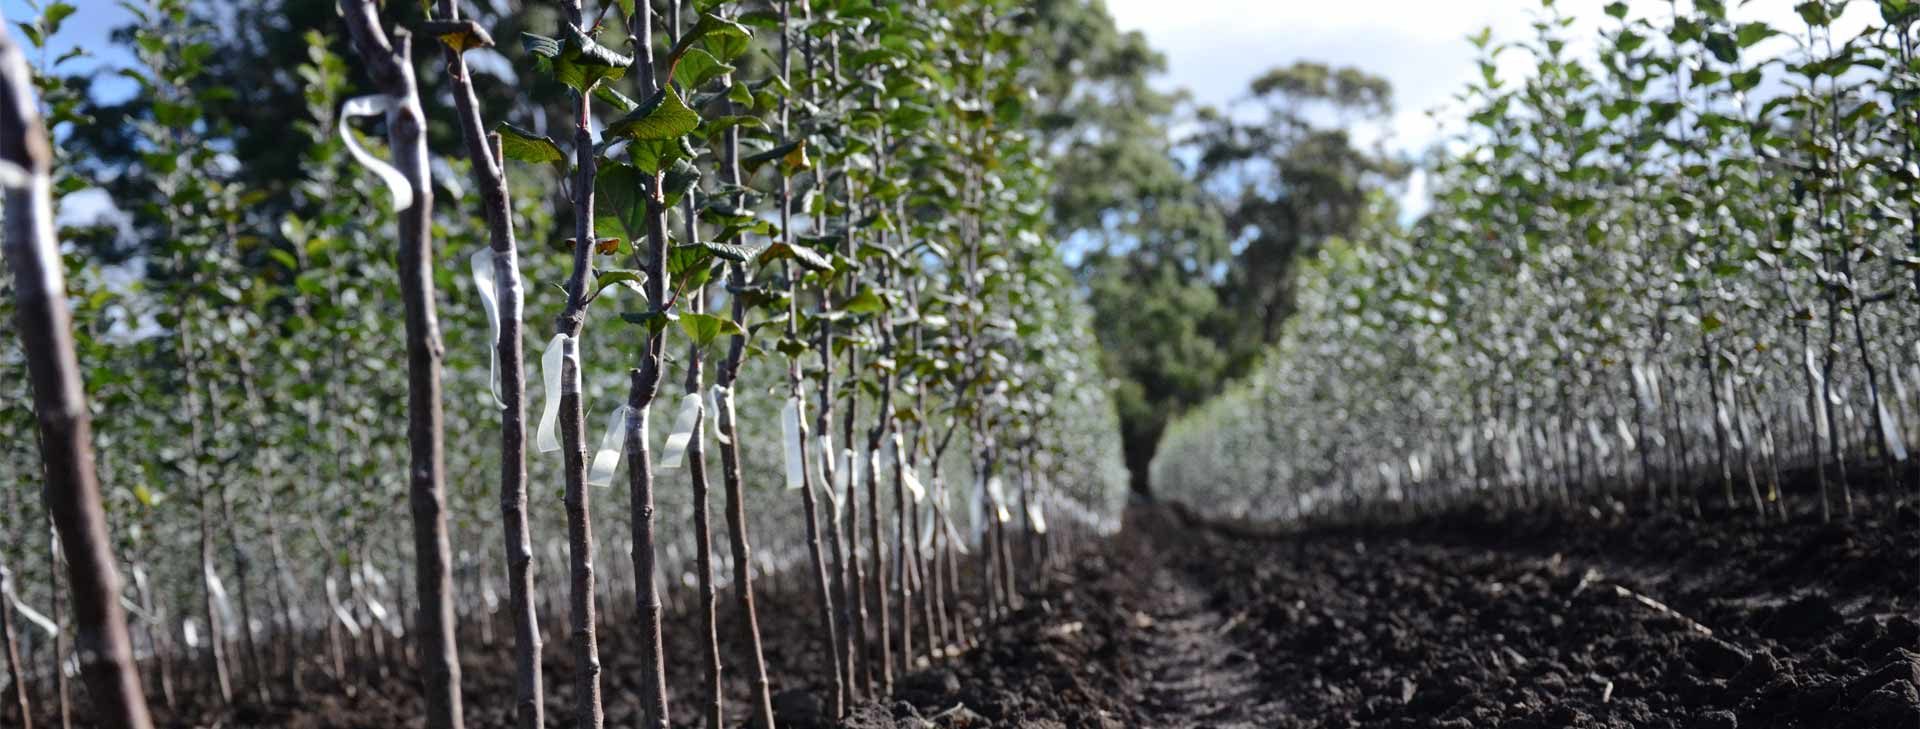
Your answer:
[428,8,542,725]
[624,5,671,727]
[1,561,32,729]
[49,532,68,729]
[0,29,152,726]
[714,52,778,729]
[337,8,462,729]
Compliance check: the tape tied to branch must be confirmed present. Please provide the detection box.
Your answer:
[710,384,736,445]
[658,393,704,470]
[1027,501,1048,534]
[588,404,632,487]
[987,475,1012,523]
[1877,397,1909,462]
[940,480,970,555]
[2,579,57,637]
[339,94,415,212]
[816,434,841,511]
[781,397,806,490]
[537,333,574,453]
[469,247,506,408]
[325,576,362,639]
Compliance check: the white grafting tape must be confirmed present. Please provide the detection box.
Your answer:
[903,467,926,504]
[469,248,506,408]
[816,434,841,511]
[942,481,970,555]
[3,584,55,637]
[658,393,704,469]
[206,568,235,631]
[338,94,414,212]
[782,397,806,490]
[537,333,569,453]
[918,507,936,550]
[987,476,1012,523]
[326,577,361,638]
[587,404,630,487]
[710,384,735,445]
[1878,397,1908,462]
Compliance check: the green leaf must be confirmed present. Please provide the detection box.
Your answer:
[526,25,632,92]
[698,241,754,262]
[841,286,887,315]
[606,88,701,141]
[594,84,639,113]
[495,122,566,165]
[672,47,735,91]
[43,2,76,34]
[677,312,743,349]
[594,268,647,299]
[669,13,753,69]
[759,241,833,273]
[742,139,808,176]
[1734,21,1778,48]
[662,157,702,209]
[669,244,714,278]
[132,483,154,507]
[595,162,648,242]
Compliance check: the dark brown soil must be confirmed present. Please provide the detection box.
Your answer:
[17,484,1918,728]
[840,493,1919,729]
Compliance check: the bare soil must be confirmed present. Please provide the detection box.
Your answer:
[16,480,1918,728]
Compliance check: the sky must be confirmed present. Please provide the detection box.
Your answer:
[1100,0,1882,217]
[2,0,1889,224]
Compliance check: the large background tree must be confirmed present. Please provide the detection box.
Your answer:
[1019,2,1403,496]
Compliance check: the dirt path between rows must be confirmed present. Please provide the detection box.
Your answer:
[851,496,1918,729]
[1134,565,1272,727]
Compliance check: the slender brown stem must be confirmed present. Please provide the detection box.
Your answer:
[0,21,153,728]
[337,6,462,728]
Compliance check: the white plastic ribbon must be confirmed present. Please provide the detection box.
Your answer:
[903,467,926,504]
[206,567,235,633]
[537,334,573,453]
[469,248,506,408]
[919,508,937,551]
[361,565,402,636]
[710,384,736,445]
[942,483,970,555]
[816,435,842,512]
[3,586,56,637]
[1877,397,1909,462]
[326,577,362,639]
[339,94,415,211]
[781,397,806,490]
[588,404,631,487]
[969,475,986,536]
[986,476,1012,523]
[1027,501,1048,534]
[658,393,704,469]
[839,447,857,510]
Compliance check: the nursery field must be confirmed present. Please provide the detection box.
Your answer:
[5,0,1920,728]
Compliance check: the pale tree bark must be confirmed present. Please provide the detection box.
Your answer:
[337,5,462,728]
[424,9,544,728]
[0,561,30,729]
[0,21,153,729]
